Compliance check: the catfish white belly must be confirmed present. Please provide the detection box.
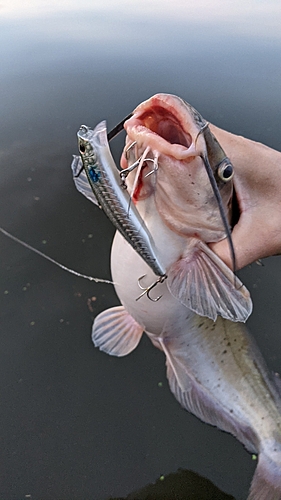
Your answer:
[92,206,281,500]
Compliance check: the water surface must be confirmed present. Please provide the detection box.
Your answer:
[1,2,281,499]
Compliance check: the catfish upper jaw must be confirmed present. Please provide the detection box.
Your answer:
[123,94,204,160]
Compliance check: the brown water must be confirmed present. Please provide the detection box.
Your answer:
[1,2,281,499]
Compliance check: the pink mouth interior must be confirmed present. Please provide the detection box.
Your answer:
[138,106,192,148]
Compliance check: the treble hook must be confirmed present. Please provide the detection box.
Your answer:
[125,140,137,160]
[136,274,167,302]
[120,158,140,188]
[120,156,158,188]
[144,158,159,178]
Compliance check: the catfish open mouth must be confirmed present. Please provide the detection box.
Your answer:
[138,106,192,148]
[123,94,204,159]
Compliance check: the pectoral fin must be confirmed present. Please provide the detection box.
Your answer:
[71,155,99,206]
[92,306,143,356]
[167,240,252,322]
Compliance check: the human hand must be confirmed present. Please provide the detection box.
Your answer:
[209,124,281,270]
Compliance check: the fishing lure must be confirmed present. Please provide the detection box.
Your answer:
[72,121,167,290]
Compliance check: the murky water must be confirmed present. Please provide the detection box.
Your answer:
[1,2,281,499]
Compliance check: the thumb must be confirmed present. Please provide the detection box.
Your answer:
[209,212,272,270]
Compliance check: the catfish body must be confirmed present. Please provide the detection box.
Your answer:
[72,95,281,497]
[101,202,281,500]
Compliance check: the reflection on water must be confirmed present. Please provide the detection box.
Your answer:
[2,0,281,41]
[0,1,281,499]
[111,468,235,500]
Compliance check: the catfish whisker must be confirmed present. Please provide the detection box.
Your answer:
[201,153,237,284]
[107,113,133,142]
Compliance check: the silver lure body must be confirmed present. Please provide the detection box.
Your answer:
[72,121,166,278]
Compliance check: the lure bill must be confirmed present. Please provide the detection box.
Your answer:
[72,121,166,280]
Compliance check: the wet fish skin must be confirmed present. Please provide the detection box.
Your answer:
[120,93,252,323]
[72,121,166,278]
[107,202,281,500]
[121,94,234,241]
[73,95,252,322]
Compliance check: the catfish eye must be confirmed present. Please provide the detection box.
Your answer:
[217,161,234,182]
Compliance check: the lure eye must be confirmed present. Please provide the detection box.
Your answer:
[217,162,234,182]
[79,143,86,154]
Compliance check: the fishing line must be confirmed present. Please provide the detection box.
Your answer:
[0,227,115,285]
[200,154,237,280]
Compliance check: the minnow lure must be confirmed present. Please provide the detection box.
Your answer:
[72,121,166,285]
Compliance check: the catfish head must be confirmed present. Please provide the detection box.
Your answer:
[121,93,234,243]
[120,93,252,323]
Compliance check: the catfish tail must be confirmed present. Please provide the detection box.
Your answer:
[248,443,281,500]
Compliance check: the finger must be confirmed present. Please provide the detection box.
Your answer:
[209,213,276,270]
